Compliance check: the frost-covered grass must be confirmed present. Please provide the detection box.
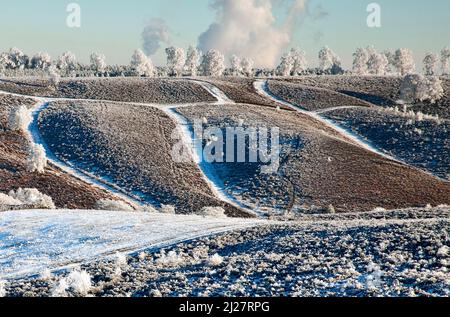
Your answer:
[1,188,55,210]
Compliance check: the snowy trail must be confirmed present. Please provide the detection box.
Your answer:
[254,80,402,163]
[0,210,267,279]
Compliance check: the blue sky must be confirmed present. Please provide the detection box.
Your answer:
[0,0,449,68]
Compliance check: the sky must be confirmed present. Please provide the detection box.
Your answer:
[0,0,449,69]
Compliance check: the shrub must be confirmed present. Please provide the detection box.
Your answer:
[8,188,55,209]
[208,253,224,266]
[0,280,7,297]
[26,144,47,173]
[160,204,176,214]
[95,199,134,211]
[7,105,32,133]
[400,74,444,104]
[197,206,227,218]
[0,193,22,206]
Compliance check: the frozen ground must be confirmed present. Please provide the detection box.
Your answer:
[323,107,450,180]
[0,209,264,280]
[2,207,448,297]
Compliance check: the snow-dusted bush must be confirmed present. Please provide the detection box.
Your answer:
[166,47,185,77]
[95,199,134,211]
[0,280,7,297]
[30,52,52,70]
[423,53,438,76]
[185,45,201,77]
[400,74,444,104]
[325,204,336,214]
[441,47,450,75]
[241,57,254,77]
[48,65,60,87]
[130,49,154,77]
[201,49,225,77]
[197,206,227,218]
[8,188,55,209]
[57,51,77,76]
[155,250,184,267]
[139,204,158,213]
[0,193,22,206]
[318,46,341,72]
[394,48,415,75]
[353,47,369,75]
[90,53,107,75]
[26,143,47,173]
[208,253,224,266]
[7,105,32,133]
[160,204,176,214]
[52,270,92,297]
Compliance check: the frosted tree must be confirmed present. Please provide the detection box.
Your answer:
[276,52,294,77]
[353,47,369,75]
[441,47,450,75]
[393,49,415,75]
[48,65,60,87]
[368,52,389,75]
[130,49,154,77]
[230,55,242,76]
[6,47,28,69]
[90,53,107,75]
[165,47,186,77]
[185,46,201,77]
[30,52,52,70]
[400,74,444,104]
[290,48,307,75]
[423,53,438,76]
[382,50,395,74]
[27,144,47,174]
[57,51,77,76]
[241,58,254,77]
[201,50,225,77]
[318,46,341,72]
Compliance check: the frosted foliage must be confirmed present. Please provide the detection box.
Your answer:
[166,47,186,77]
[185,46,201,76]
[8,188,55,209]
[90,53,107,73]
[400,74,444,104]
[353,48,369,75]
[201,50,225,77]
[318,46,341,71]
[197,206,227,218]
[441,47,450,75]
[423,53,438,76]
[7,105,32,133]
[95,199,134,212]
[27,144,47,173]
[130,49,154,77]
[394,49,415,75]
